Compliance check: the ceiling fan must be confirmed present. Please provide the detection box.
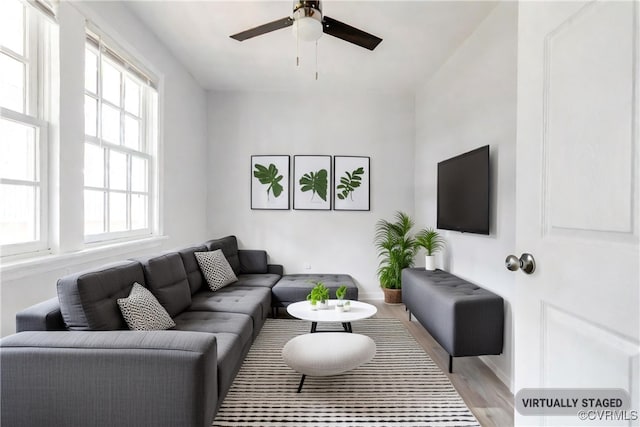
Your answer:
[230,0,383,51]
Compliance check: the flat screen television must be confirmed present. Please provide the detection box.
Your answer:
[437,145,490,235]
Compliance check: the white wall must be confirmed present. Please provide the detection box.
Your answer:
[414,2,518,390]
[207,90,415,300]
[0,1,209,337]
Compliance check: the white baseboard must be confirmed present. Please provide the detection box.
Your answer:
[359,292,384,301]
[479,355,513,392]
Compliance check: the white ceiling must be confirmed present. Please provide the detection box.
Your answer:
[125,1,498,93]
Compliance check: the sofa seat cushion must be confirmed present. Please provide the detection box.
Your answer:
[149,328,246,401]
[57,260,145,331]
[272,274,358,307]
[170,316,252,400]
[135,252,192,317]
[189,287,271,336]
[211,332,252,402]
[173,311,253,349]
[234,273,281,289]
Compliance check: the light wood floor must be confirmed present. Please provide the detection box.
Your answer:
[370,301,514,427]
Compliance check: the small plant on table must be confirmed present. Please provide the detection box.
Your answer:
[335,285,351,312]
[306,282,330,310]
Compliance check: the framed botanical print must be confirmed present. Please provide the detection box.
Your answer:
[333,156,370,211]
[293,155,331,210]
[251,155,290,210]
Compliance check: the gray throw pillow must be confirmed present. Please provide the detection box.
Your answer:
[117,283,176,330]
[195,249,238,291]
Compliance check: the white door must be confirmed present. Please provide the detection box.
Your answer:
[514,1,639,426]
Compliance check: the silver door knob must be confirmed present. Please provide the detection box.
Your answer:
[505,253,536,274]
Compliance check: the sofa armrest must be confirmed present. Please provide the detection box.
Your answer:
[238,249,268,274]
[268,264,284,275]
[16,297,66,332]
[1,330,218,427]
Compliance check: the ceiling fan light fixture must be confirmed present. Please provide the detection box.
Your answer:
[292,8,323,42]
[229,0,382,51]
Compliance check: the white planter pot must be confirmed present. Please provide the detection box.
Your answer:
[425,255,436,271]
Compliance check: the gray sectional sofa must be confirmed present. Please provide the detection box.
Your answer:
[0,236,285,427]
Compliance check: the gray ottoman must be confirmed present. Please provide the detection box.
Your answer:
[272,274,358,316]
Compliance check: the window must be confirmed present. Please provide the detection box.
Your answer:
[84,31,158,243]
[0,0,52,256]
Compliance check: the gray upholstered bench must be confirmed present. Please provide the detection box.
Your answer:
[272,274,358,317]
[401,268,504,373]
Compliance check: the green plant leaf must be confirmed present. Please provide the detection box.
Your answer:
[336,285,348,299]
[337,167,365,201]
[415,227,445,255]
[253,163,284,200]
[299,169,328,201]
[307,281,330,303]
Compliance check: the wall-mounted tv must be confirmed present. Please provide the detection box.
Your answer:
[437,145,490,235]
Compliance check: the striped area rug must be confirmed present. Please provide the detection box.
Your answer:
[213,318,480,427]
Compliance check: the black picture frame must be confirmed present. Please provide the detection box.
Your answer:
[333,156,370,211]
[250,155,290,210]
[293,155,332,210]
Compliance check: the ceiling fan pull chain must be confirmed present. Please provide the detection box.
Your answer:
[315,40,318,80]
[296,19,300,67]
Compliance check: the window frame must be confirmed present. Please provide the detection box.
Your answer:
[83,31,158,244]
[0,0,51,257]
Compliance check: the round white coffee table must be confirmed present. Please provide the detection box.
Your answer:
[287,300,377,333]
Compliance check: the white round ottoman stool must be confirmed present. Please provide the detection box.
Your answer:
[282,332,376,392]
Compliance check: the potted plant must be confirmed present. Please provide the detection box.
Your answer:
[335,285,349,312]
[374,211,417,304]
[415,227,446,271]
[306,282,330,310]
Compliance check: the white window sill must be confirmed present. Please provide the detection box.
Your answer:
[0,235,169,281]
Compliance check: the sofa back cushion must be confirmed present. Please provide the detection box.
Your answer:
[177,244,208,295]
[57,260,144,331]
[204,236,240,275]
[238,250,268,274]
[135,252,192,317]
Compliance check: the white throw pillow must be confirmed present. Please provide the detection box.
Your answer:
[195,249,238,292]
[117,282,176,330]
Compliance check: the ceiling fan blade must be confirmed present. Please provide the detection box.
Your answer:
[230,17,294,41]
[322,16,382,51]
